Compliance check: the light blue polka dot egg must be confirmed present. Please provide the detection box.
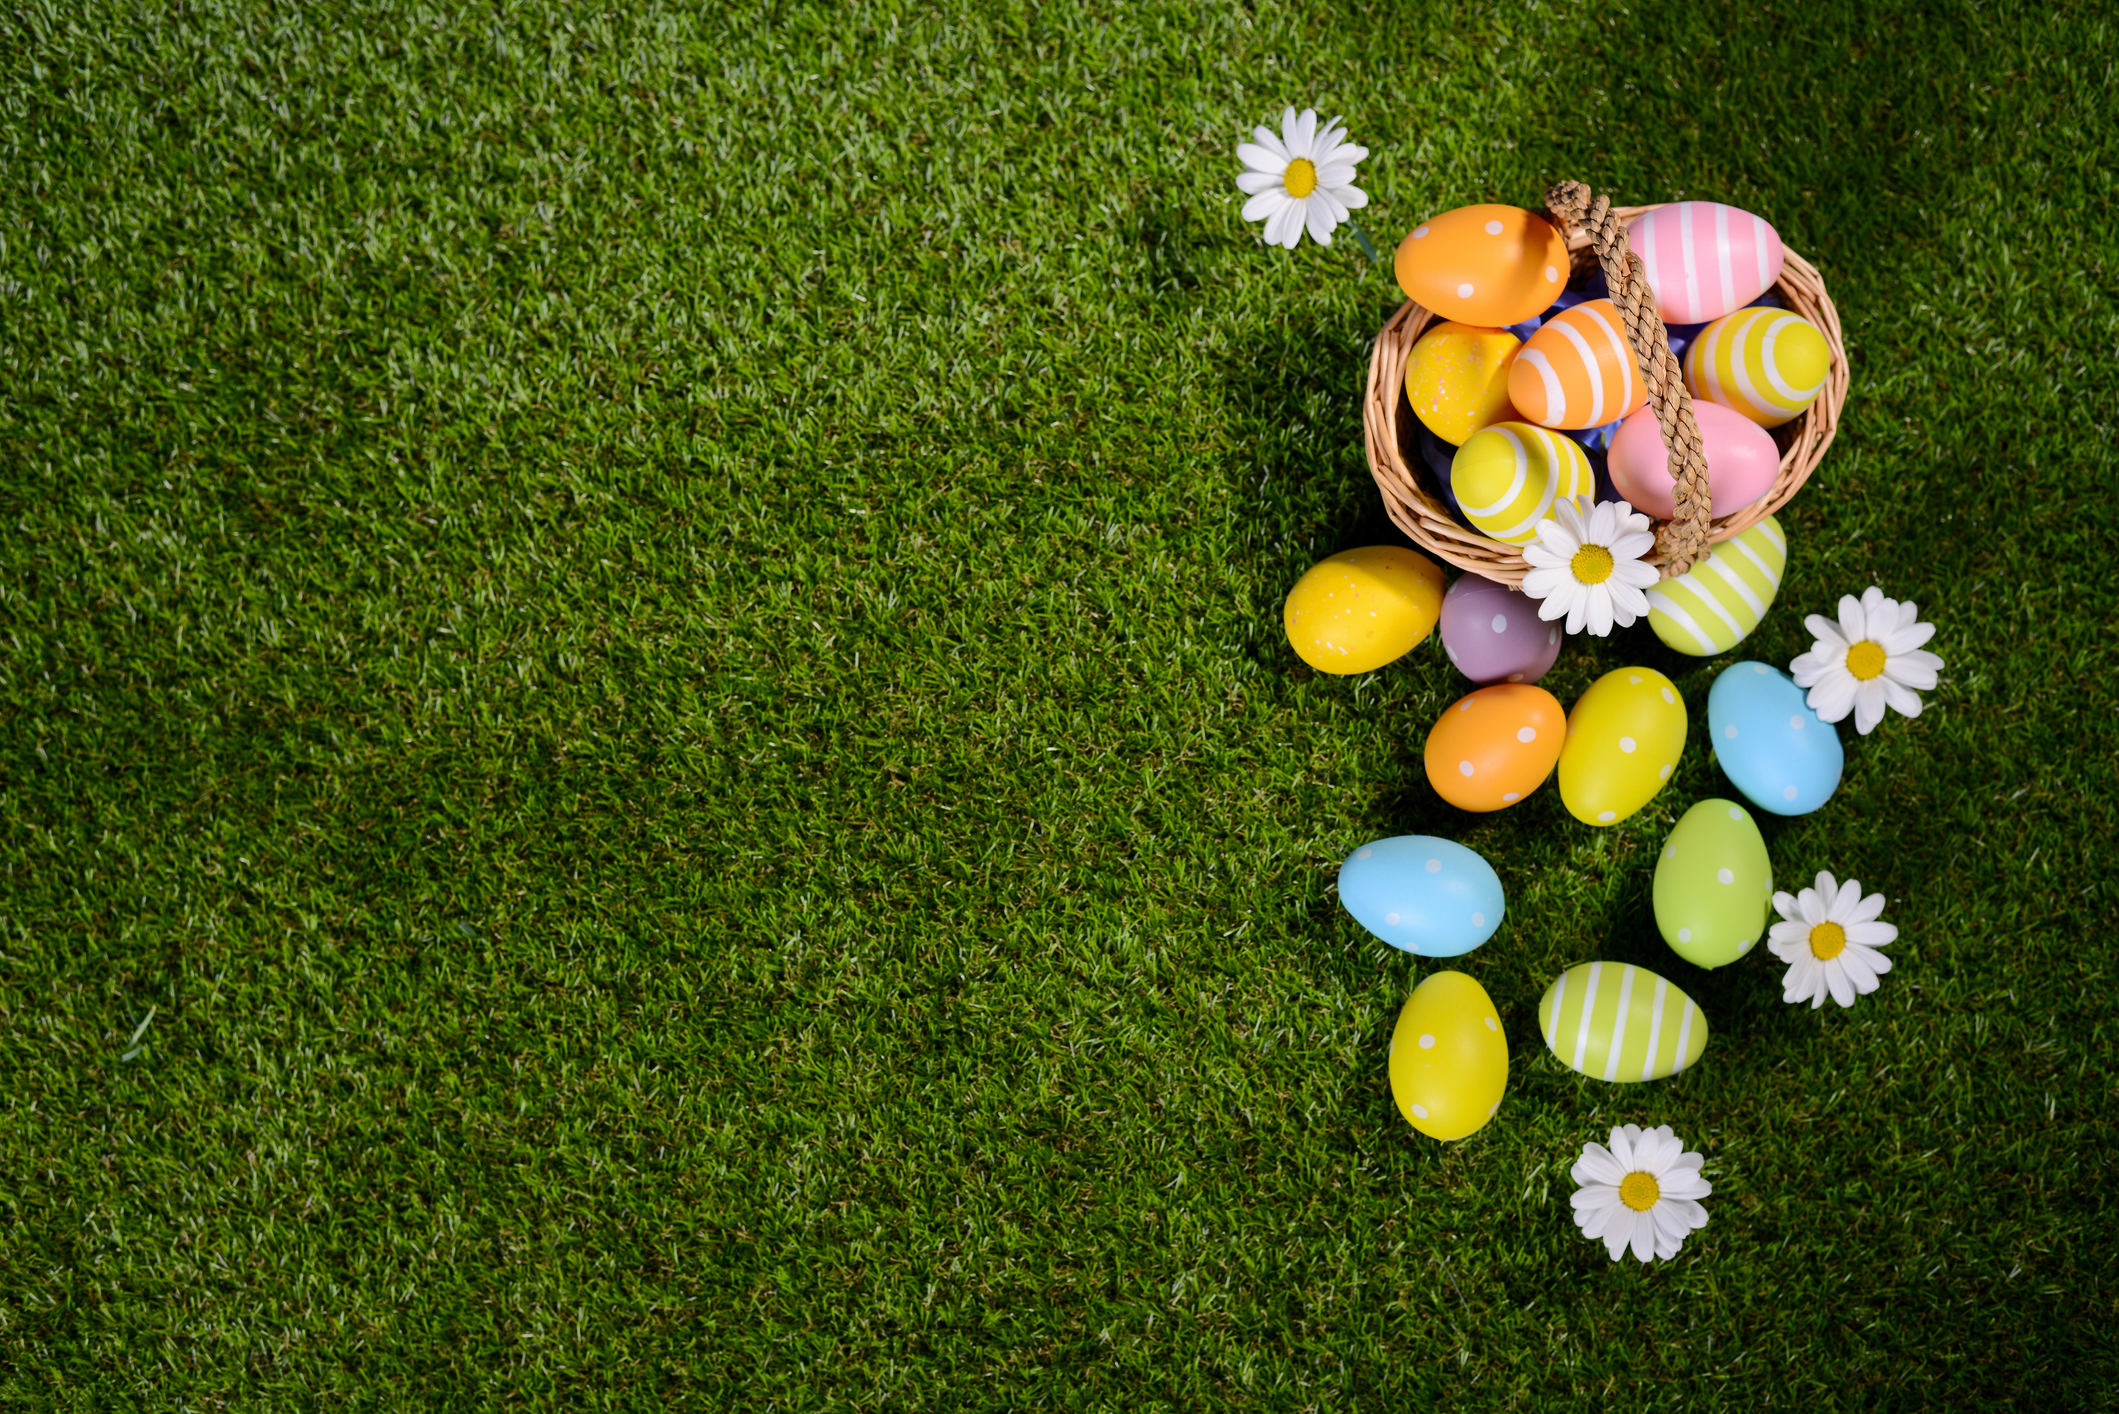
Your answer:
[1338,835,1504,957]
[1707,661,1844,816]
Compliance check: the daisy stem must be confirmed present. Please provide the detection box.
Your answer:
[1345,219,1383,270]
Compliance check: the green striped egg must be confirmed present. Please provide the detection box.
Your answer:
[1684,306,1830,428]
[1537,961,1707,1083]
[1647,515,1787,657]
[1449,422,1593,545]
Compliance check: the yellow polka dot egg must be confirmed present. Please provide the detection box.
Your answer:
[1389,970,1509,1140]
[1405,321,1521,445]
[1557,667,1688,826]
[1282,546,1445,675]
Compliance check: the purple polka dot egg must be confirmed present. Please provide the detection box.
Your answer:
[1439,573,1563,686]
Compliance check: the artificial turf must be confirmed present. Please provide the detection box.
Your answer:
[2,0,2115,1407]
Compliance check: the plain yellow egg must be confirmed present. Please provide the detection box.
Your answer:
[1283,546,1445,675]
[1389,970,1509,1140]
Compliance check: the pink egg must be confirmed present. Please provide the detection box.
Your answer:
[1626,202,1785,325]
[1607,401,1781,521]
[1438,573,1564,685]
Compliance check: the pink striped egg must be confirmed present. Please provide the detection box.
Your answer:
[1505,298,1649,430]
[1607,401,1780,521]
[1627,202,1785,325]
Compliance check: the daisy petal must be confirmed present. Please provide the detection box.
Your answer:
[1314,163,1358,188]
[1803,614,1849,650]
[1883,652,1941,690]
[1312,187,1349,224]
[1880,676,1924,719]
[1236,142,1286,174]
[1241,190,1290,223]
[1250,126,1290,161]
[1825,960,1857,1007]
[1334,184,1369,210]
[1879,618,1938,655]
[1844,919,1897,947]
[1808,673,1858,724]
[1837,595,1868,644]
[1853,679,1888,734]
[1236,170,1284,196]
[1629,1213,1657,1262]
[1585,588,1614,637]
[1264,200,1303,248]
[1304,202,1338,247]
[1845,890,1888,925]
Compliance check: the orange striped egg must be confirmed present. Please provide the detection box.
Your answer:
[1506,299,1648,430]
[1683,306,1831,428]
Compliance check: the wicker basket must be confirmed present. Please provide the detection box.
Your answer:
[1361,187,1848,586]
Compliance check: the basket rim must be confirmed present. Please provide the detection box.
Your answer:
[1362,202,1849,587]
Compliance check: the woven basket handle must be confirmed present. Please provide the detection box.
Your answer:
[1545,182,1712,575]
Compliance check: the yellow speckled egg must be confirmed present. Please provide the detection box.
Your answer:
[1283,546,1445,675]
[1389,970,1508,1141]
[1558,667,1688,826]
[1405,322,1521,445]
[1683,306,1832,428]
[1450,423,1593,545]
[1396,205,1570,328]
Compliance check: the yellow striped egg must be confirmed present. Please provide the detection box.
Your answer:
[1448,422,1593,545]
[1405,321,1521,444]
[1505,298,1648,430]
[1683,307,1831,428]
[1538,961,1707,1083]
[1647,515,1787,657]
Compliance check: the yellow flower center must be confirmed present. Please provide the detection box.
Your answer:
[1283,158,1318,198]
[1619,1172,1661,1212]
[1810,921,1847,960]
[1846,640,1887,681]
[1571,544,1615,585]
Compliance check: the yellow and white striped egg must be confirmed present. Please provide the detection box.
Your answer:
[1448,422,1593,545]
[1505,298,1648,430]
[1647,515,1788,657]
[1538,961,1707,1083]
[1683,307,1831,428]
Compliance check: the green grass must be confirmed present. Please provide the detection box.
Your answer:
[2,0,2115,1407]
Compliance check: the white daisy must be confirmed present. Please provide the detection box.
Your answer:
[1520,496,1660,636]
[1788,586,1943,735]
[1235,107,1369,250]
[1768,871,1897,1009]
[1570,1124,1712,1264]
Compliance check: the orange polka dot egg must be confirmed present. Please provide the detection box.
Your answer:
[1423,683,1566,812]
[1394,204,1570,328]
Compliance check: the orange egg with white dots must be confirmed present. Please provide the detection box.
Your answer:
[1423,683,1567,812]
[1394,204,1570,328]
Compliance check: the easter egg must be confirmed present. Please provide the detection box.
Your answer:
[1538,962,1707,1082]
[1423,683,1566,811]
[1406,322,1522,444]
[1450,422,1594,545]
[1607,400,1780,521]
[1647,515,1788,657]
[1653,799,1774,969]
[1557,667,1687,826]
[1438,573,1563,685]
[1283,547,1446,675]
[1627,201,1786,325]
[1389,970,1508,1140]
[1708,661,1844,816]
[1506,298,1650,431]
[1338,835,1504,957]
[1395,205,1570,328]
[1684,306,1831,428]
